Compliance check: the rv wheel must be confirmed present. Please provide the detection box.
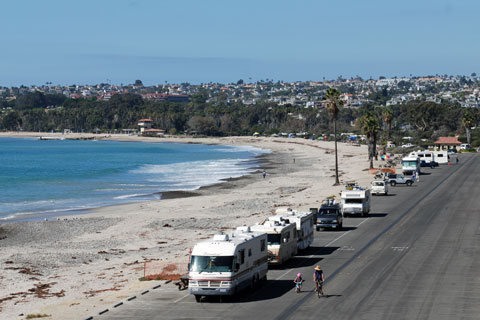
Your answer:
[194,295,202,302]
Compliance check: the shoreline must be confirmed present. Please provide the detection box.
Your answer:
[0,133,270,224]
[0,132,376,320]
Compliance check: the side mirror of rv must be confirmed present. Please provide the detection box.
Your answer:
[235,263,240,271]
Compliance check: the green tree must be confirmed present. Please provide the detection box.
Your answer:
[382,106,393,139]
[2,111,22,130]
[324,88,343,185]
[462,110,475,145]
[360,111,381,169]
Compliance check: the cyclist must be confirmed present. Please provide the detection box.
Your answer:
[293,273,304,293]
[313,265,325,296]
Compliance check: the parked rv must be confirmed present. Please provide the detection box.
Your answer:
[402,155,421,175]
[250,217,298,265]
[371,179,389,195]
[189,226,268,302]
[432,150,449,164]
[275,209,315,250]
[340,182,371,217]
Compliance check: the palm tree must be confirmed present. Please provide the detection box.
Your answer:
[462,111,474,145]
[324,88,343,185]
[360,111,381,169]
[382,107,393,140]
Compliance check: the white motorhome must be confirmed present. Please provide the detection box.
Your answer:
[250,217,297,265]
[409,150,434,164]
[402,155,421,175]
[188,226,268,302]
[432,150,449,164]
[340,182,371,217]
[274,209,315,251]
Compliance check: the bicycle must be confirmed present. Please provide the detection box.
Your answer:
[294,280,304,293]
[315,280,324,298]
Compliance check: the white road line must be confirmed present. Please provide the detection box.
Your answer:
[275,217,370,280]
[174,293,190,303]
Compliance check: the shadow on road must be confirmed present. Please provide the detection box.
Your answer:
[297,246,339,257]
[366,213,388,218]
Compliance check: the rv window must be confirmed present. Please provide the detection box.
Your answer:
[437,154,443,157]
[189,255,235,272]
[267,234,281,245]
[345,199,363,204]
[260,239,266,252]
[248,249,252,257]
[238,250,245,264]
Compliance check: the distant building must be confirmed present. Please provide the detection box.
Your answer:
[434,137,461,150]
[138,118,153,133]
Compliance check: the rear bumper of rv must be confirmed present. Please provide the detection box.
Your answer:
[343,208,363,215]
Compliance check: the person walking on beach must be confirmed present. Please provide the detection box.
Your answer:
[412,171,416,183]
[262,169,267,179]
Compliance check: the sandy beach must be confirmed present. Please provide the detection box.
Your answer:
[0,132,379,319]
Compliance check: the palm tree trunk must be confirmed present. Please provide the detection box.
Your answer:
[334,119,340,185]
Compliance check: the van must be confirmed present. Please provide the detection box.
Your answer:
[460,144,471,150]
[250,217,298,265]
[371,179,389,196]
[189,226,268,302]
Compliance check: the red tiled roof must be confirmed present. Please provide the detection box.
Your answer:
[143,129,165,132]
[434,137,461,145]
[138,118,153,122]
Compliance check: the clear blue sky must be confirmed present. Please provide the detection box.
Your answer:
[1,0,479,86]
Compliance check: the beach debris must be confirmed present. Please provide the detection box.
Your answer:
[162,223,172,228]
[5,266,42,276]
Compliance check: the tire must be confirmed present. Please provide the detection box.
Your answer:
[316,226,320,231]
[406,181,412,186]
[338,222,343,230]
[195,295,202,302]
[390,181,396,186]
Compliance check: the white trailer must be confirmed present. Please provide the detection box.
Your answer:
[409,151,435,164]
[188,226,268,302]
[250,217,298,265]
[273,209,315,250]
[340,182,371,217]
[432,150,449,164]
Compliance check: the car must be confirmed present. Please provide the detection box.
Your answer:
[401,143,414,148]
[315,202,342,231]
[371,179,389,195]
[460,143,471,150]
[447,149,457,155]
[387,173,414,186]
[420,160,439,168]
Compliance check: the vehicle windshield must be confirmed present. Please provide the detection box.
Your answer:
[345,199,364,204]
[319,208,339,216]
[373,182,384,186]
[402,161,417,167]
[267,233,281,245]
[189,255,234,273]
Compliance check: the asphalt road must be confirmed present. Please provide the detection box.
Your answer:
[96,153,480,320]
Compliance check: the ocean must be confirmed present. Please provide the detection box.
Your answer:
[0,137,269,221]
